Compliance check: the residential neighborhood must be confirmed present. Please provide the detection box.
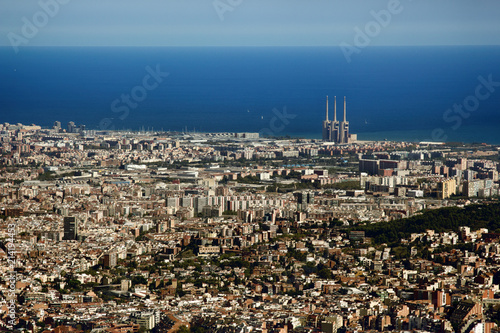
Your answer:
[1,122,500,333]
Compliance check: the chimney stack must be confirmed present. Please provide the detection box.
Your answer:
[334,96,337,122]
[343,96,347,122]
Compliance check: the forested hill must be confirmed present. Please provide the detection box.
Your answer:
[351,202,500,245]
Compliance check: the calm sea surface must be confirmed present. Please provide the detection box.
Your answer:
[1,46,499,143]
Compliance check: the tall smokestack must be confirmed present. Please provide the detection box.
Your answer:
[325,95,329,121]
[334,96,337,122]
[343,96,346,122]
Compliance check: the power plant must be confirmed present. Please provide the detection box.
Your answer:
[322,95,356,143]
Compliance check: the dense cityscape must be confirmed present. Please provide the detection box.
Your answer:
[1,120,500,333]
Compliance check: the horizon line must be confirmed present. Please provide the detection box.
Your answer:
[1,44,500,49]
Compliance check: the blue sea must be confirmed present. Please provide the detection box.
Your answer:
[1,46,500,143]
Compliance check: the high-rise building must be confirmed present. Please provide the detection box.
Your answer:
[295,191,314,211]
[103,252,117,268]
[53,121,61,131]
[321,315,343,333]
[63,216,78,240]
[437,178,457,199]
[67,121,76,133]
[322,96,356,143]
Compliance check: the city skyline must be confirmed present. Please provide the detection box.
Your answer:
[3,1,500,331]
[1,121,500,331]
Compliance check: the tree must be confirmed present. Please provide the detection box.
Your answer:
[302,262,317,275]
[177,325,190,333]
[66,279,82,292]
[131,275,147,286]
[318,267,333,280]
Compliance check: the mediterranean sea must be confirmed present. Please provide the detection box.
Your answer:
[1,46,499,143]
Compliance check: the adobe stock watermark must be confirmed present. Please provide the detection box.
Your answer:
[431,74,499,142]
[99,65,169,131]
[5,223,17,329]
[7,0,71,54]
[259,107,297,137]
[340,0,408,64]
[213,0,243,21]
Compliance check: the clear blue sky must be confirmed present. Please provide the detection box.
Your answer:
[1,0,500,47]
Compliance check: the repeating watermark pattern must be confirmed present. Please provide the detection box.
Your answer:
[340,0,407,64]
[431,74,499,142]
[6,223,17,329]
[259,106,296,137]
[213,0,243,21]
[7,0,71,53]
[99,65,169,131]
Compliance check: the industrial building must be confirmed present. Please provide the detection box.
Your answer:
[322,95,357,144]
